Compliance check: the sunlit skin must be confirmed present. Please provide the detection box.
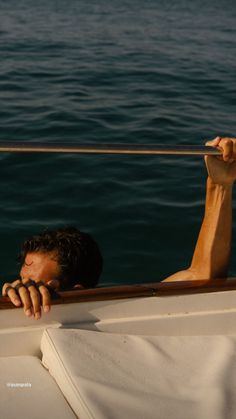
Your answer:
[2,252,61,319]
[2,137,236,317]
[164,137,236,282]
[20,252,60,286]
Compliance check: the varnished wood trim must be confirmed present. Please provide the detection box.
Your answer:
[0,142,221,156]
[1,278,236,310]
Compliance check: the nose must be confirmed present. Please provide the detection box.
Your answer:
[19,265,25,280]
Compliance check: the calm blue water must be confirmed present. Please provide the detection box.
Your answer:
[0,0,236,287]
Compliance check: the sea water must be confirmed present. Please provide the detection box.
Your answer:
[0,0,236,286]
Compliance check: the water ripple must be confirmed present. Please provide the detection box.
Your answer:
[0,0,236,284]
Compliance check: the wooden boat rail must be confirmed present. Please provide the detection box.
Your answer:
[1,278,236,310]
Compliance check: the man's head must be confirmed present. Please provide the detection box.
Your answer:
[19,227,103,290]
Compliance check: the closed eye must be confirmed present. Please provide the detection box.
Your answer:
[23,261,33,267]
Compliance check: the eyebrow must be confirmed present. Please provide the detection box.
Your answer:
[24,261,33,266]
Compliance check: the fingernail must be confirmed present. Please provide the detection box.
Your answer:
[35,312,41,320]
[14,299,21,306]
[25,309,32,317]
[44,305,50,313]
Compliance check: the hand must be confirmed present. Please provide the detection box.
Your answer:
[205,136,236,185]
[1,278,58,319]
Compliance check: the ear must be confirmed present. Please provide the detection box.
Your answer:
[73,284,84,289]
[47,279,60,290]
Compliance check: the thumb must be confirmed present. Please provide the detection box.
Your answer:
[205,136,221,147]
[204,155,212,175]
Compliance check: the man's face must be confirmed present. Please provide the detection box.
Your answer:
[20,251,61,288]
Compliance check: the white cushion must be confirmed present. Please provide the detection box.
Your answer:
[0,355,76,419]
[41,329,236,419]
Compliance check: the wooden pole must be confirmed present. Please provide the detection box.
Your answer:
[0,142,221,156]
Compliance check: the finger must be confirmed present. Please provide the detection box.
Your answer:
[219,139,233,161]
[2,280,20,296]
[37,285,51,313]
[27,286,42,320]
[232,140,236,159]
[17,286,33,317]
[2,281,22,306]
[2,282,12,296]
[205,136,221,147]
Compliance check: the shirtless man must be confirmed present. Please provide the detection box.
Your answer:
[2,137,236,318]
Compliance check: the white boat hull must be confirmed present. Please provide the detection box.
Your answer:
[1,282,236,357]
[1,281,236,419]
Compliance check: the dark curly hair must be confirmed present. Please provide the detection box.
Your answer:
[18,227,103,290]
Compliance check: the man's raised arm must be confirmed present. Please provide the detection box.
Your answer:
[164,137,236,282]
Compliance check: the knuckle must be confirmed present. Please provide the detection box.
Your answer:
[2,283,10,294]
[8,289,16,297]
[222,138,231,146]
[11,280,21,287]
[14,280,22,286]
[7,291,15,300]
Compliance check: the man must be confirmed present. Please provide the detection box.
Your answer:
[2,227,103,319]
[2,137,236,319]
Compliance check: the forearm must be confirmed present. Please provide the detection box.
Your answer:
[164,177,233,282]
[189,177,233,279]
[164,137,236,282]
